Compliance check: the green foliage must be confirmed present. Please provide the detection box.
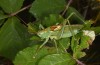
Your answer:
[71,32,90,59]
[38,53,76,65]
[0,17,30,60]
[65,7,85,24]
[0,0,24,13]
[14,45,49,65]
[30,0,66,19]
[0,10,8,20]
[41,14,64,27]
[0,10,8,26]
[91,27,100,34]
[0,0,99,65]
[28,22,39,33]
[58,37,70,50]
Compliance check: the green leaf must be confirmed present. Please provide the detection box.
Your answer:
[58,38,70,51]
[0,10,8,20]
[14,45,49,65]
[73,51,86,59]
[71,33,81,52]
[82,20,93,30]
[30,0,66,19]
[0,10,9,26]
[0,17,30,60]
[91,26,100,34]
[80,35,90,50]
[38,53,76,65]
[71,32,90,59]
[42,14,64,27]
[30,35,40,41]
[0,0,24,13]
[65,7,85,24]
[28,22,39,33]
[0,20,4,27]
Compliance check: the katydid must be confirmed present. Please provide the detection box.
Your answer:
[36,25,83,52]
[33,12,96,59]
[33,12,86,58]
[37,12,85,49]
[37,24,83,40]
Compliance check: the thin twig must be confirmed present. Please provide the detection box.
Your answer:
[76,59,86,65]
[83,6,89,19]
[94,12,100,24]
[16,15,28,26]
[61,0,73,16]
[9,4,32,17]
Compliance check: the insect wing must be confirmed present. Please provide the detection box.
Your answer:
[61,25,83,38]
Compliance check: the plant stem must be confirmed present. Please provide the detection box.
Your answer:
[76,59,85,65]
[9,4,32,17]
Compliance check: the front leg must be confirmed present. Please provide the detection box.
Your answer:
[33,38,49,58]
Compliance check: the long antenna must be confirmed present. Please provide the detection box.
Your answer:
[62,0,73,16]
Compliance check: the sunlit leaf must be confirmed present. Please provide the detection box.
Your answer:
[73,51,86,59]
[58,38,70,51]
[14,45,49,65]
[71,32,91,59]
[71,33,81,52]
[38,53,76,65]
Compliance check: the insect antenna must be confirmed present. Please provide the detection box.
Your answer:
[16,15,28,26]
[62,0,73,16]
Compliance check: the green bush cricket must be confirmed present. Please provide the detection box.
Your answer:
[33,12,86,58]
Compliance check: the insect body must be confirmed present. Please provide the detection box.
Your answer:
[36,24,95,50]
[37,25,83,40]
[33,24,84,58]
